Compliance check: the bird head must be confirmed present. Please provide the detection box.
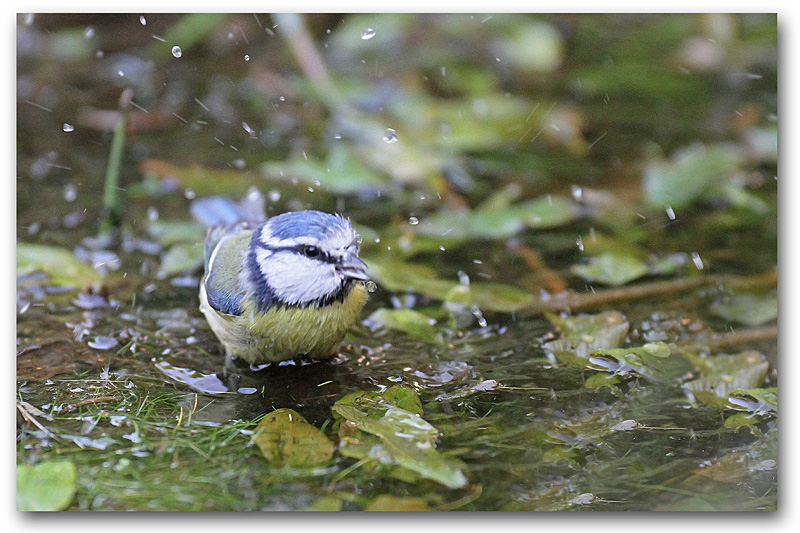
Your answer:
[242,210,369,309]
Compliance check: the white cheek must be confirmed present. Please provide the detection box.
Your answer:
[261,252,341,305]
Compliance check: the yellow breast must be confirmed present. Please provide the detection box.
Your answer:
[200,282,367,364]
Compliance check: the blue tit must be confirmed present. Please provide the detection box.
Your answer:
[191,196,369,365]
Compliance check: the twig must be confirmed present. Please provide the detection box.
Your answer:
[520,276,717,316]
[679,325,778,351]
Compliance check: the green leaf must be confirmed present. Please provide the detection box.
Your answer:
[415,195,579,241]
[543,311,630,367]
[368,256,535,312]
[365,495,432,512]
[586,342,686,383]
[642,143,745,209]
[333,404,468,489]
[262,145,388,194]
[147,13,228,61]
[253,409,334,468]
[726,387,777,414]
[710,291,778,327]
[158,242,205,277]
[365,308,440,342]
[17,461,77,511]
[147,220,207,246]
[682,351,769,408]
[17,243,102,288]
[571,252,650,286]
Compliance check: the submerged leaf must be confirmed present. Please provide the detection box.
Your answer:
[332,386,467,489]
[17,243,103,288]
[17,461,77,511]
[587,342,686,383]
[710,291,778,327]
[681,351,769,408]
[253,409,334,468]
[571,252,650,286]
[642,143,744,209]
[365,308,439,342]
[158,242,205,277]
[415,195,579,241]
[365,495,432,511]
[368,256,535,312]
[262,145,388,194]
[543,311,629,367]
[334,404,468,489]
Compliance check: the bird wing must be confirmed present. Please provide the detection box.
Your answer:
[204,229,253,316]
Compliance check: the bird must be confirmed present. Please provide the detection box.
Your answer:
[191,193,370,368]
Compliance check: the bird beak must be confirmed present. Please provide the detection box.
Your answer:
[337,253,370,281]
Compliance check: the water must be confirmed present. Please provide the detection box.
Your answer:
[15,13,777,512]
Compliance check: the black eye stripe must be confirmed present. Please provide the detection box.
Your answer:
[261,243,336,264]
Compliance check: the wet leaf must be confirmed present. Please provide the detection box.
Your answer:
[571,252,650,286]
[364,308,439,342]
[710,291,777,327]
[642,143,745,209]
[334,404,468,489]
[138,159,260,196]
[253,409,334,468]
[147,220,206,247]
[368,257,535,312]
[147,13,228,61]
[158,242,204,277]
[587,342,686,383]
[17,461,77,511]
[365,495,432,511]
[17,243,102,288]
[726,388,777,414]
[415,195,579,240]
[681,351,769,408]
[332,386,467,488]
[262,145,388,194]
[543,311,629,367]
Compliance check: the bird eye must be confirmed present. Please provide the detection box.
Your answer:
[303,245,320,258]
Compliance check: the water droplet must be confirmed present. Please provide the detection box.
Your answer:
[147,206,159,221]
[666,205,676,220]
[457,271,470,287]
[184,188,196,200]
[383,128,398,143]
[84,27,94,39]
[139,15,147,26]
[244,54,250,61]
[242,122,255,136]
[691,252,704,270]
[365,280,378,293]
[62,123,74,132]
[279,96,285,101]
[471,305,488,328]
[171,46,182,58]
[64,183,77,202]
[571,185,583,202]
[361,28,376,40]
[88,336,118,350]
[408,216,419,225]
[355,234,363,244]
[576,235,584,251]
[268,190,281,202]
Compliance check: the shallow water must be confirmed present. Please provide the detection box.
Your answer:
[17,13,777,511]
